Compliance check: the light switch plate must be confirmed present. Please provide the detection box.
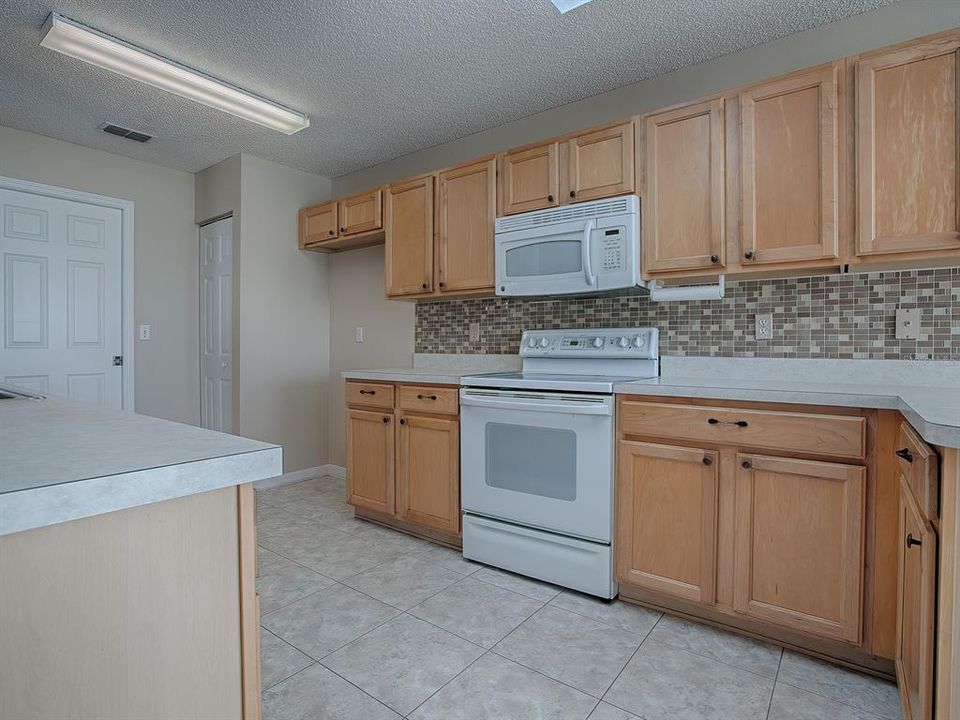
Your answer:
[138,324,151,341]
[895,308,921,340]
[355,327,364,343]
[755,313,773,341]
[469,322,480,343]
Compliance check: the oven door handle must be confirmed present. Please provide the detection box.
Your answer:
[582,219,595,287]
[460,394,612,415]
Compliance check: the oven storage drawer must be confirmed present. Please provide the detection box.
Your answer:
[462,514,616,599]
[346,381,395,410]
[618,400,866,459]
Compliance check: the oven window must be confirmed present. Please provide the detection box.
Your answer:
[484,422,577,501]
[504,240,582,277]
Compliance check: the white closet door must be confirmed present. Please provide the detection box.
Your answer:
[0,187,123,408]
[200,217,233,433]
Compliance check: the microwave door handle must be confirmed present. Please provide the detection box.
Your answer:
[581,219,595,286]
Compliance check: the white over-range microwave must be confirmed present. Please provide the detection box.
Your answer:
[494,194,643,296]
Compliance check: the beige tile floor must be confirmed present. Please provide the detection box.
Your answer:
[257,476,903,720]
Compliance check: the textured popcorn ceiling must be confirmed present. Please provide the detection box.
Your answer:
[0,0,896,176]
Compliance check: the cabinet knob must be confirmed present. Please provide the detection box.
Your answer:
[744,250,754,260]
[328,229,335,235]
[547,194,554,202]
[702,456,713,466]
[895,448,914,463]
[439,282,445,288]
[710,254,720,264]
[340,227,346,232]
[382,416,390,423]
[399,417,406,425]
[906,533,922,549]
[741,459,752,469]
[570,190,576,198]
[421,283,428,289]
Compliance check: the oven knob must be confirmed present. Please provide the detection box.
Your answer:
[526,336,538,349]
[616,336,629,348]
[632,335,646,348]
[539,337,550,348]
[592,337,604,348]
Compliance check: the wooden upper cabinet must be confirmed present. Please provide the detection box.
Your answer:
[397,413,460,535]
[740,64,841,266]
[338,189,383,236]
[439,158,496,293]
[733,453,865,643]
[643,98,726,274]
[857,33,960,258]
[568,122,635,203]
[346,408,395,516]
[896,475,937,720]
[616,440,719,605]
[499,142,560,215]
[298,202,338,247]
[385,175,434,297]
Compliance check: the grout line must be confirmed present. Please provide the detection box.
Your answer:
[402,649,490,718]
[764,647,784,720]
[595,609,663,712]
[258,626,317,692]
[774,674,900,720]
[313,660,408,718]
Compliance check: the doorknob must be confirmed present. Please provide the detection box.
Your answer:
[221,361,228,368]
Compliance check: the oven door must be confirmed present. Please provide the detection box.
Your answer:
[459,388,614,542]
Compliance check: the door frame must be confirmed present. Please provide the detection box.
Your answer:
[0,175,135,410]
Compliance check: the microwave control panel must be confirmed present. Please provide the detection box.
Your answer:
[598,227,626,272]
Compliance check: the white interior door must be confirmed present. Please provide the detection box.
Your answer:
[0,187,123,408]
[200,217,233,433]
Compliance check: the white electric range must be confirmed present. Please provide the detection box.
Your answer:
[459,327,659,599]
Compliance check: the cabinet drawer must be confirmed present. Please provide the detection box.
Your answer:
[346,381,395,410]
[896,422,939,521]
[398,385,459,415]
[619,400,866,459]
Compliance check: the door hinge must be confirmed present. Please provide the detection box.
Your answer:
[113,355,123,366]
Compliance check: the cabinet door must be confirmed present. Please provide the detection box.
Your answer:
[643,99,725,274]
[857,35,960,258]
[397,414,459,535]
[616,441,718,604]
[733,454,865,642]
[741,64,840,266]
[346,408,395,515]
[896,476,937,720]
[499,142,560,215]
[438,158,495,293]
[568,122,635,203]
[298,202,338,247]
[385,176,434,296]
[338,189,382,236]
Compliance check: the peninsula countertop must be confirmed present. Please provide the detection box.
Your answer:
[0,394,282,536]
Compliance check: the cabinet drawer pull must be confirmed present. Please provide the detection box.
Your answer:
[702,456,713,466]
[359,389,376,395]
[906,533,922,549]
[741,459,753,469]
[707,418,749,428]
[417,394,438,401]
[895,448,914,463]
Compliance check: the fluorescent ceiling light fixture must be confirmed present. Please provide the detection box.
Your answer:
[39,13,309,135]
[551,0,594,12]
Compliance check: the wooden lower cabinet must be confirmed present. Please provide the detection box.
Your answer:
[733,453,865,643]
[346,381,460,542]
[397,413,460,535]
[346,407,395,515]
[616,441,718,604]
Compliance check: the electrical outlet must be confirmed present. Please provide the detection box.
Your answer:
[755,313,773,341]
[138,324,151,341]
[469,322,480,343]
[355,327,364,343]
[895,308,921,340]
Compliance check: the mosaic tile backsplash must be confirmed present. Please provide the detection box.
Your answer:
[415,268,960,360]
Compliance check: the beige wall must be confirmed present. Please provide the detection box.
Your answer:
[327,246,415,466]
[332,0,959,195]
[196,154,332,472]
[0,125,199,424]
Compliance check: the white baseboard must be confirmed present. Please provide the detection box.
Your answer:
[254,464,344,490]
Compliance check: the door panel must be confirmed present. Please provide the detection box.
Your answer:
[397,414,459,535]
[857,36,960,257]
[439,159,495,292]
[568,122,634,203]
[0,187,122,408]
[346,408,395,515]
[499,142,560,215]
[299,202,337,246]
[733,453,865,642]
[741,64,840,266]
[616,440,719,604]
[338,190,382,236]
[643,99,725,273]
[385,176,434,296]
[200,218,233,433]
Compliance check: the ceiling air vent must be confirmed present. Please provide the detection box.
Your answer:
[100,123,152,143]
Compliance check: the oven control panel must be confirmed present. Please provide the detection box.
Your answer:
[520,327,659,359]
